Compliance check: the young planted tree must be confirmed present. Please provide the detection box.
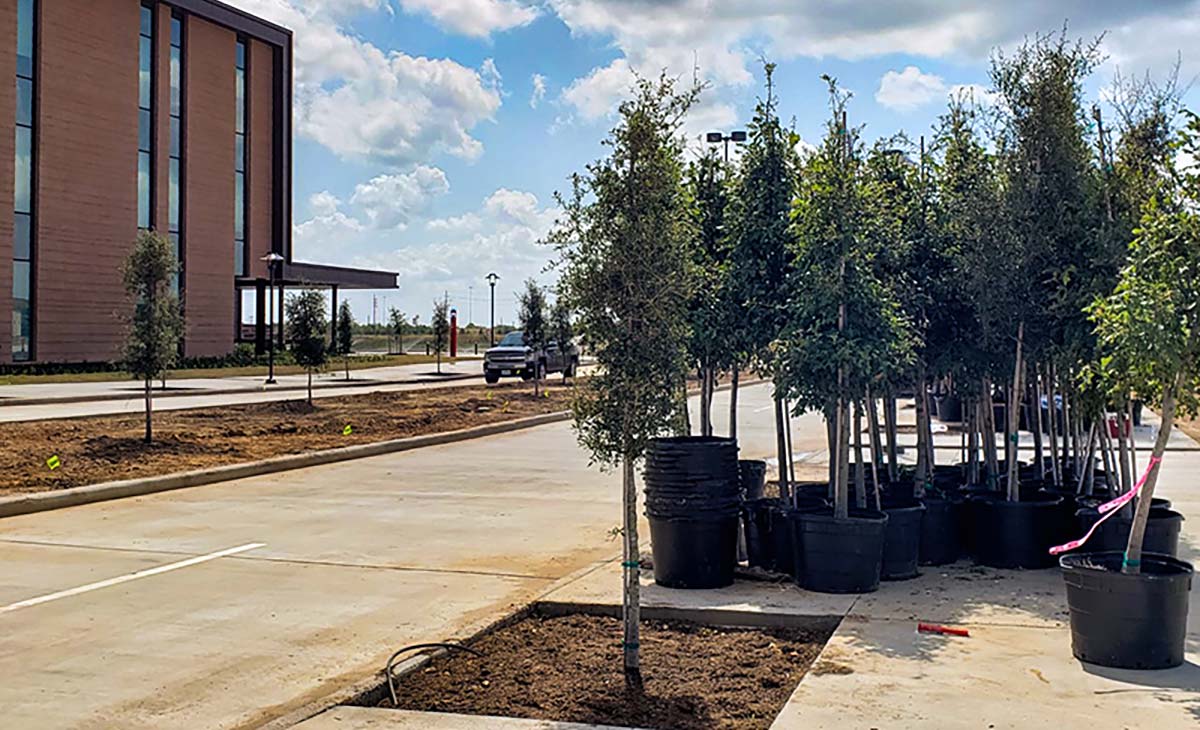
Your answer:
[549,74,698,686]
[725,63,799,489]
[990,31,1104,500]
[684,150,733,435]
[122,230,184,444]
[517,279,549,395]
[1088,112,1200,573]
[389,307,407,355]
[286,290,328,405]
[337,300,354,380]
[431,298,450,374]
[777,78,914,518]
[550,296,576,380]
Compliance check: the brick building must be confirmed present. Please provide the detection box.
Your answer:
[1,0,395,364]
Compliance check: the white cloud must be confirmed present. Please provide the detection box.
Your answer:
[349,166,451,229]
[397,0,539,38]
[561,58,635,120]
[228,1,501,168]
[530,73,547,108]
[363,188,562,322]
[876,66,948,111]
[308,190,342,217]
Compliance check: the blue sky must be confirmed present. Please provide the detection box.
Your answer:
[229,0,1200,326]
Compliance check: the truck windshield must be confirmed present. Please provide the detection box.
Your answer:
[498,332,526,347]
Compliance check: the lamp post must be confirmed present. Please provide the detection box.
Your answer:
[705,129,747,164]
[486,272,499,346]
[262,252,285,384]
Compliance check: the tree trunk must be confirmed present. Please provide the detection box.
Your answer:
[144,377,153,444]
[1122,371,1182,575]
[865,388,884,504]
[1047,363,1061,488]
[728,368,739,441]
[307,369,313,406]
[1031,363,1044,478]
[827,406,838,499]
[1076,423,1098,496]
[437,350,442,374]
[853,401,866,509]
[1117,401,1132,495]
[1127,400,1138,478]
[1005,322,1025,502]
[883,390,898,482]
[785,399,796,486]
[775,392,791,504]
[914,366,929,499]
[345,356,351,381]
[967,394,980,485]
[621,455,643,684]
[982,379,999,489]
[833,397,850,520]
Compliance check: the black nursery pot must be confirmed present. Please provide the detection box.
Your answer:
[770,505,798,576]
[881,500,926,580]
[647,515,738,589]
[792,508,888,594]
[1060,552,1193,670]
[920,496,963,566]
[1074,507,1185,558]
[972,493,1064,569]
[742,498,775,569]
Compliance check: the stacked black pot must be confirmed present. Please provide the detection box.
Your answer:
[644,437,741,589]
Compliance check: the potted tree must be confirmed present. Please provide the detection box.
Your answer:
[776,78,914,594]
[550,74,701,686]
[1059,112,1200,669]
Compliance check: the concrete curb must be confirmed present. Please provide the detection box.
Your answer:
[0,372,478,408]
[0,410,571,519]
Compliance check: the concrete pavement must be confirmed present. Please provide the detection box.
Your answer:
[0,360,484,423]
[0,383,785,730]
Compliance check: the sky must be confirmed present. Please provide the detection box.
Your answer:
[225,0,1200,327]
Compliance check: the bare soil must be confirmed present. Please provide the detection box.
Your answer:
[1178,413,1200,445]
[0,382,572,495]
[384,613,837,730]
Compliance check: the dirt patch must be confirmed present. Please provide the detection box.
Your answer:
[383,613,837,730]
[0,382,572,495]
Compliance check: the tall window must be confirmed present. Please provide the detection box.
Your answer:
[169,14,183,293]
[13,0,36,361]
[234,39,247,277]
[138,4,154,230]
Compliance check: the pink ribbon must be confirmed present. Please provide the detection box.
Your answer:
[1049,455,1163,556]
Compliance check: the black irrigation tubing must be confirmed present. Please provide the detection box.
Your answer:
[385,642,483,706]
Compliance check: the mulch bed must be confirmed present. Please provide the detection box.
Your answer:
[384,613,837,729]
[0,381,573,495]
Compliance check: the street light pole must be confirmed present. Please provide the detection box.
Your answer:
[261,252,285,385]
[486,272,499,346]
[706,129,747,165]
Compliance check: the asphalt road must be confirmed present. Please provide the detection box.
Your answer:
[0,382,792,730]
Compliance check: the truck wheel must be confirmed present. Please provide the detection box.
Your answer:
[485,371,499,384]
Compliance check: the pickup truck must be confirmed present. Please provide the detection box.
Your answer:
[483,331,579,384]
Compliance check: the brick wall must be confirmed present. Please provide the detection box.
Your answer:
[0,1,15,363]
[182,13,235,358]
[36,0,140,363]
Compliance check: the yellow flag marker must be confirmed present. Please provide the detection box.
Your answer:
[343,424,353,436]
[47,455,61,470]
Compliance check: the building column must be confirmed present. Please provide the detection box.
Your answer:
[330,286,339,349]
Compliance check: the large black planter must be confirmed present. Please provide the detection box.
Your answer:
[972,493,1064,569]
[770,505,797,576]
[792,508,888,594]
[920,496,963,566]
[647,516,738,589]
[1061,552,1193,669]
[1074,507,1185,558]
[881,501,926,580]
[934,394,962,423]
[643,437,741,588]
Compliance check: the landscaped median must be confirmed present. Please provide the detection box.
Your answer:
[0,381,572,500]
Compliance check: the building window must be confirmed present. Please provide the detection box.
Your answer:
[169,13,183,294]
[13,0,36,361]
[234,39,247,277]
[138,4,154,231]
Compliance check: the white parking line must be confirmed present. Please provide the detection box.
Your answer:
[0,542,266,615]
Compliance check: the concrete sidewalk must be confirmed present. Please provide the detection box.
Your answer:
[0,383,784,730]
[0,360,485,422]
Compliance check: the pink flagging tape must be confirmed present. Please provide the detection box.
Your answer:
[1048,456,1163,556]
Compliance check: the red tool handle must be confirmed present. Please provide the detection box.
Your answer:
[918,622,970,637]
